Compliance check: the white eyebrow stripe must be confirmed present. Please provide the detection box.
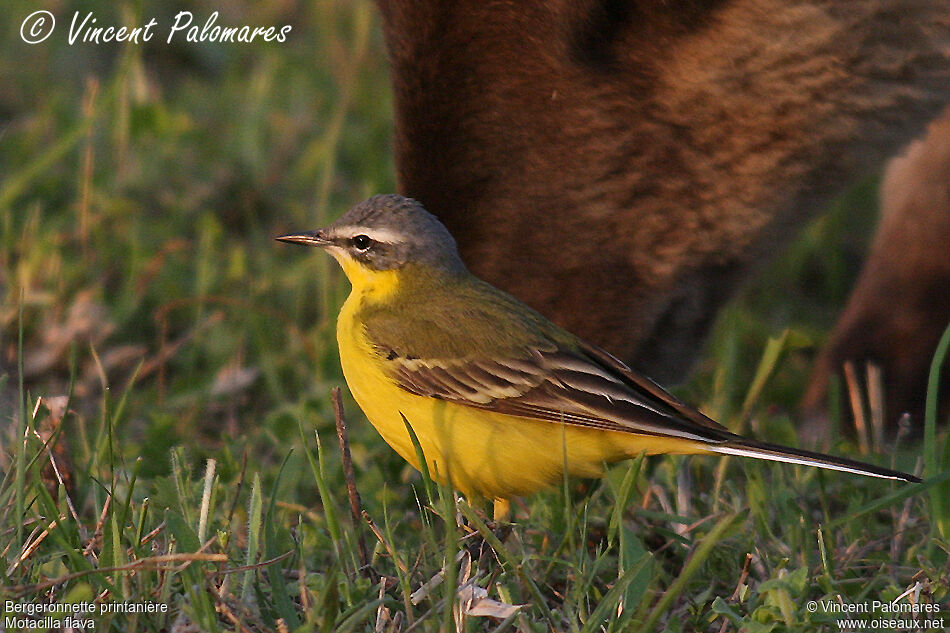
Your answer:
[332,225,405,244]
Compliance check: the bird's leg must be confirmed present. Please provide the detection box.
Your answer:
[492,498,511,522]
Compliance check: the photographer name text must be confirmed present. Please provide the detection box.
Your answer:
[21,10,292,45]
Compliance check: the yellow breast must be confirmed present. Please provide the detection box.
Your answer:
[335,289,705,502]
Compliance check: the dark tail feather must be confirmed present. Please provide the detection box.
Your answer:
[707,437,921,483]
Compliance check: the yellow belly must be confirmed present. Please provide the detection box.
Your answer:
[336,296,710,501]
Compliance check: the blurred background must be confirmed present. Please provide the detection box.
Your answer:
[0,0,881,465]
[2,0,399,480]
[2,1,923,630]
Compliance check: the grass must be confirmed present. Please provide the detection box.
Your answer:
[2,1,949,631]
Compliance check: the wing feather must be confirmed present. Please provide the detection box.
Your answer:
[379,338,734,444]
[369,323,920,483]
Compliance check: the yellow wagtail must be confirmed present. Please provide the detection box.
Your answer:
[277,195,920,519]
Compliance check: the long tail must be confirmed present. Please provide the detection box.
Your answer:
[706,437,921,483]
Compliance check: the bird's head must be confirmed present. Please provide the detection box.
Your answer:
[277,195,467,296]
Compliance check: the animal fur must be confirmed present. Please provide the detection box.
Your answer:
[375,0,950,430]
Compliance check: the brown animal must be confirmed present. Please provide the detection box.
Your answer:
[374,0,950,433]
[803,109,950,431]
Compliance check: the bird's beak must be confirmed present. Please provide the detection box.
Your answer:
[275,229,332,247]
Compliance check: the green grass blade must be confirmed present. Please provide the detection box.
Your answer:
[639,511,746,631]
[242,473,263,602]
[263,451,301,629]
[608,452,645,544]
[924,321,950,538]
[739,329,811,425]
[14,292,27,551]
[579,551,652,633]
[297,420,343,551]
[401,413,436,508]
[0,114,94,212]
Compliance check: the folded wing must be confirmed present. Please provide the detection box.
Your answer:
[379,338,919,483]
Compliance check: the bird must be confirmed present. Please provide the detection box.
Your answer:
[277,194,920,519]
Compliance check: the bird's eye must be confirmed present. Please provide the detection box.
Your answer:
[351,234,372,251]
